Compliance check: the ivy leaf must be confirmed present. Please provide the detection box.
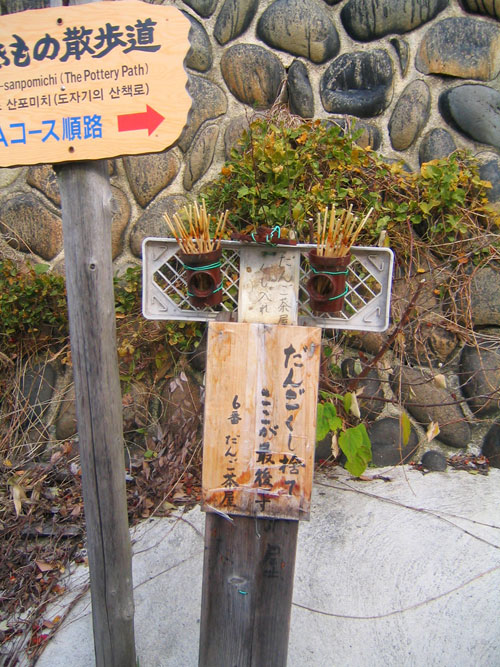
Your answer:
[316,402,342,442]
[338,424,372,477]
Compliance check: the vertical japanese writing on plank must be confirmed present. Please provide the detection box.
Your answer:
[239,250,299,325]
[221,394,241,508]
[202,323,320,520]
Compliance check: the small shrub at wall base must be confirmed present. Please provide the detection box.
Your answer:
[0,260,68,353]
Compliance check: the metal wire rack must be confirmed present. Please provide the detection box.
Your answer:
[142,238,394,332]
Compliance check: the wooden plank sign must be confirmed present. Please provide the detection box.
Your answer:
[202,322,321,520]
[0,1,191,166]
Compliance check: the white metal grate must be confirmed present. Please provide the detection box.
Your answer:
[142,238,394,332]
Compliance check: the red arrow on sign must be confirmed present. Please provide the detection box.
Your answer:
[117,105,165,136]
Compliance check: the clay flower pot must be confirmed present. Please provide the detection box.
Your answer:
[306,250,350,314]
[178,248,223,307]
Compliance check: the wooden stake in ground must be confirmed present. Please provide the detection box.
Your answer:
[57,159,136,667]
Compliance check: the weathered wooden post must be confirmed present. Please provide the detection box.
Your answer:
[0,2,190,663]
[142,238,393,665]
[198,247,320,667]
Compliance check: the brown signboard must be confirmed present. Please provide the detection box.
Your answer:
[202,322,321,520]
[0,1,191,166]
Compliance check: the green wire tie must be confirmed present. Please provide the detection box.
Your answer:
[310,267,348,276]
[251,225,282,245]
[182,260,222,271]
[310,267,349,301]
[187,281,223,297]
[327,285,349,301]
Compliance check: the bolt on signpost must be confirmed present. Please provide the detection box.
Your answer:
[0,2,191,664]
[143,235,393,665]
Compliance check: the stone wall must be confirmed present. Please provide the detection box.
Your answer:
[1,0,500,467]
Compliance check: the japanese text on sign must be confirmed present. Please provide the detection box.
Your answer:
[239,249,300,325]
[0,2,191,166]
[202,323,321,520]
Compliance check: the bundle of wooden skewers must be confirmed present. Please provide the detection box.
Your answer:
[164,200,228,254]
[316,205,373,257]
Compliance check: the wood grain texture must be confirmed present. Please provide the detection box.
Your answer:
[58,159,136,667]
[0,2,191,166]
[199,513,298,667]
[202,322,320,520]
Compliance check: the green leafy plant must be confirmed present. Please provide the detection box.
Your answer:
[202,111,498,267]
[316,394,372,477]
[0,259,68,353]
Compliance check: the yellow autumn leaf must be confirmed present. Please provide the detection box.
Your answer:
[349,392,361,419]
[330,432,340,459]
[426,421,440,443]
[400,412,412,446]
[433,374,446,389]
[11,483,27,516]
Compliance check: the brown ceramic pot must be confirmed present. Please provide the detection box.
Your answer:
[306,250,350,314]
[178,248,223,308]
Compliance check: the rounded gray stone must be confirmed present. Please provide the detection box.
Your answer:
[184,12,213,72]
[389,79,431,151]
[391,365,472,448]
[19,361,57,429]
[439,84,500,150]
[214,0,258,45]
[469,266,500,327]
[183,124,219,190]
[27,164,61,206]
[419,128,456,164]
[224,115,250,159]
[123,150,180,208]
[257,0,340,64]
[221,44,285,109]
[482,421,500,468]
[320,50,394,118]
[110,186,131,260]
[416,17,500,81]
[479,155,500,204]
[460,0,500,20]
[459,328,500,417]
[182,0,218,18]
[287,60,314,118]
[0,192,62,260]
[353,121,382,150]
[368,416,418,467]
[421,450,447,471]
[390,37,410,77]
[341,0,448,42]
[56,384,77,441]
[129,195,188,257]
[177,76,227,152]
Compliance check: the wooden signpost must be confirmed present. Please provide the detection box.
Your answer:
[198,246,320,667]
[1,1,191,665]
[202,322,320,520]
[0,1,190,165]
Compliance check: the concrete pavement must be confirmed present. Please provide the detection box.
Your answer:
[35,466,500,666]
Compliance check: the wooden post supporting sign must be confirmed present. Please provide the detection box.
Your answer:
[199,248,321,666]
